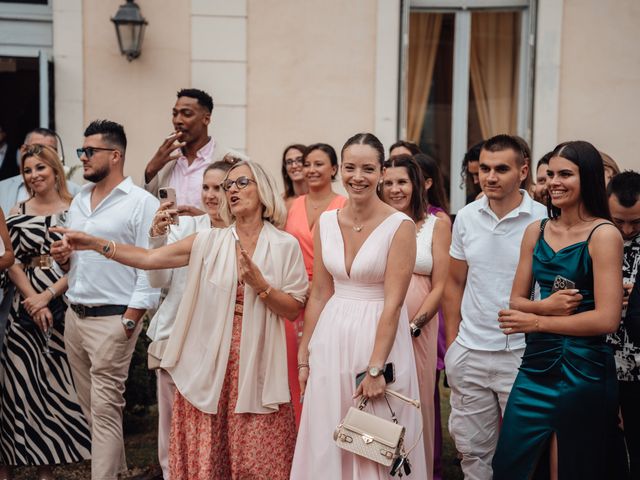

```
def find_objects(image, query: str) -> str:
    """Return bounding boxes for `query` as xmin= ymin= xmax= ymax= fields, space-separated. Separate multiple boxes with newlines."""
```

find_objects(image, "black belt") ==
xmin=70 ymin=304 xmax=128 ymax=318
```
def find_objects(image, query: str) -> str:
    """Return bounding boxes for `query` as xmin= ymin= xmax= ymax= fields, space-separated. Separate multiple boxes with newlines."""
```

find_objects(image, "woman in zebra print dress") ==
xmin=0 ymin=145 xmax=90 ymax=480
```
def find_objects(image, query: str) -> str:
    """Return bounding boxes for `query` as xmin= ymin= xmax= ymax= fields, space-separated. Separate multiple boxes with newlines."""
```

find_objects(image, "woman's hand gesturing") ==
xmin=238 ymin=248 xmax=269 ymax=292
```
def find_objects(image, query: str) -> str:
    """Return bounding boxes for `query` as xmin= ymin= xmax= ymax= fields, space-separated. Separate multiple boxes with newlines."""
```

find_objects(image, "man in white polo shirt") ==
xmin=443 ymin=134 xmax=546 ymax=480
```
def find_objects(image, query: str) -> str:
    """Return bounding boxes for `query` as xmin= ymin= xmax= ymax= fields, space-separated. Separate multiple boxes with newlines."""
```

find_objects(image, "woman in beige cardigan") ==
xmin=53 ymin=160 xmax=308 ymax=480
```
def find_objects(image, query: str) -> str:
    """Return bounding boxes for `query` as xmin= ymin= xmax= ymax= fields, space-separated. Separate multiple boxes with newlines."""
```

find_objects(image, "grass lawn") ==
xmin=13 ymin=379 xmax=464 ymax=479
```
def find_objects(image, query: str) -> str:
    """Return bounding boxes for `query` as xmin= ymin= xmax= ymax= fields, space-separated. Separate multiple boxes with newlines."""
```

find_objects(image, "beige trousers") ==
xmin=156 ymin=368 xmax=176 ymax=480
xmin=64 ymin=308 xmax=142 ymax=480
xmin=444 ymin=341 xmax=524 ymax=480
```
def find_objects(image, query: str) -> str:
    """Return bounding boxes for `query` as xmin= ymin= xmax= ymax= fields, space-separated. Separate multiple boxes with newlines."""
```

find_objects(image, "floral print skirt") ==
xmin=169 ymin=283 xmax=297 ymax=480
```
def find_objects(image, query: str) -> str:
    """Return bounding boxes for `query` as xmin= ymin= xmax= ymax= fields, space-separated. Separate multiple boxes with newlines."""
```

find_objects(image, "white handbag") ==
xmin=333 ymin=389 xmax=422 ymax=476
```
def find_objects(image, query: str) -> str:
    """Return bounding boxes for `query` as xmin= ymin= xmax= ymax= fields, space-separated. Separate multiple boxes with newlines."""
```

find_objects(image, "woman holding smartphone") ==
xmin=492 ymin=141 xmax=627 ymax=479
xmin=145 ymin=159 xmax=234 ymax=479
xmin=291 ymin=133 xmax=426 ymax=479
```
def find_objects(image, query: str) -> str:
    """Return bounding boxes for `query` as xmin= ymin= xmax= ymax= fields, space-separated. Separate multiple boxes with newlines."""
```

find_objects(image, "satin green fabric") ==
xmin=493 ymin=221 xmax=624 ymax=479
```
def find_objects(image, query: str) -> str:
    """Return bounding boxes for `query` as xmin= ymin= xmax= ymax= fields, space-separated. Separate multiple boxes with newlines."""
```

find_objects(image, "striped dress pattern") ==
xmin=0 ymin=212 xmax=91 ymax=466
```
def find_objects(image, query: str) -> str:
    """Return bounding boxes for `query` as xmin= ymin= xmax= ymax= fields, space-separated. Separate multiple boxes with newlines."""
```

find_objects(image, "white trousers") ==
xmin=157 ymin=368 xmax=176 ymax=480
xmin=444 ymin=341 xmax=523 ymax=480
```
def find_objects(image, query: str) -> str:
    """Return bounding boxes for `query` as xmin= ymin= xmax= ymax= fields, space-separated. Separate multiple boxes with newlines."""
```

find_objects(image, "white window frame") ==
xmin=0 ymin=0 xmax=52 ymax=127
xmin=400 ymin=0 xmax=536 ymax=212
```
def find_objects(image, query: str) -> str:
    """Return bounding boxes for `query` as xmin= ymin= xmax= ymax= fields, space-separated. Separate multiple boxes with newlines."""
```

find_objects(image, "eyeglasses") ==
xmin=285 ymin=157 xmax=304 ymax=167
xmin=222 ymin=176 xmax=257 ymax=192
xmin=76 ymin=147 xmax=117 ymax=159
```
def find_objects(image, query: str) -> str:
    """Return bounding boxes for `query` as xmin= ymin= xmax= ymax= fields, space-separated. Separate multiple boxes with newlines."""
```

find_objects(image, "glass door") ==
xmin=401 ymin=1 xmax=534 ymax=212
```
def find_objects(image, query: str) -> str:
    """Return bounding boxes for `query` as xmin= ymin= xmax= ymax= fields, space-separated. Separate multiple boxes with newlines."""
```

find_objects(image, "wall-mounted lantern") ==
xmin=111 ymin=0 xmax=148 ymax=61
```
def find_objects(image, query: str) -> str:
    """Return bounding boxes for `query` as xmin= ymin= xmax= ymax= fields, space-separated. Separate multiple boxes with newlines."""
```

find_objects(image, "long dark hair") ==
xmin=281 ymin=143 xmax=306 ymax=198
xmin=548 ymin=141 xmax=611 ymax=220
xmin=341 ymin=133 xmax=385 ymax=168
xmin=380 ymin=155 xmax=426 ymax=222
xmin=413 ymin=153 xmax=449 ymax=213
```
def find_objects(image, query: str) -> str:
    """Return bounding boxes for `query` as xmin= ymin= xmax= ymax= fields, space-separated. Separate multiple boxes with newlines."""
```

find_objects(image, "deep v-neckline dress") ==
xmin=290 ymin=210 xmax=427 ymax=479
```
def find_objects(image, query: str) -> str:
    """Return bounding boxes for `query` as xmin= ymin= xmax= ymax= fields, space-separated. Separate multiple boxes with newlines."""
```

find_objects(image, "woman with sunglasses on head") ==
xmin=0 ymin=145 xmax=90 ymax=480
xmin=291 ymin=133 xmax=426 ymax=479
xmin=145 ymin=158 xmax=235 ymax=479
xmin=492 ymin=141 xmax=627 ymax=479
xmin=284 ymin=143 xmax=346 ymax=425
xmin=51 ymin=160 xmax=308 ymax=480
xmin=281 ymin=144 xmax=308 ymax=211
xmin=381 ymin=154 xmax=451 ymax=480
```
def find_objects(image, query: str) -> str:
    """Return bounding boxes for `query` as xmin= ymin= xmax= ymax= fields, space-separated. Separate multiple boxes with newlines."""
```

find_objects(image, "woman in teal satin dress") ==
xmin=492 ymin=141 xmax=627 ymax=479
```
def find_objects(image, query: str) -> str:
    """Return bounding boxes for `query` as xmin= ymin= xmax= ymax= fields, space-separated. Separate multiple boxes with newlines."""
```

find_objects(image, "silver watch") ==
xmin=368 ymin=365 xmax=383 ymax=378
xmin=121 ymin=317 xmax=136 ymax=331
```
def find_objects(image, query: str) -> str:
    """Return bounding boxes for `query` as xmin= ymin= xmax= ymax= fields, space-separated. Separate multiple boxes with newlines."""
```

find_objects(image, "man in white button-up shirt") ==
xmin=443 ymin=135 xmax=547 ymax=480
xmin=52 ymin=120 xmax=159 ymax=480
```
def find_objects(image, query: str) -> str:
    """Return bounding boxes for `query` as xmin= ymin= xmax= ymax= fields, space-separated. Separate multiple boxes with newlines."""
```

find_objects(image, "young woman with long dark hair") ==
xmin=492 ymin=141 xmax=627 ymax=479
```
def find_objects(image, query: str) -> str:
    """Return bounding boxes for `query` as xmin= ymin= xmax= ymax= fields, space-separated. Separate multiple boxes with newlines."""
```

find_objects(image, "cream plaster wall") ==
xmin=556 ymin=0 xmax=640 ymax=170
xmin=53 ymin=0 xmax=83 ymax=175
xmin=246 ymin=0 xmax=378 ymax=188
xmin=82 ymin=0 xmax=190 ymax=181
xmin=190 ymin=0 xmax=247 ymax=154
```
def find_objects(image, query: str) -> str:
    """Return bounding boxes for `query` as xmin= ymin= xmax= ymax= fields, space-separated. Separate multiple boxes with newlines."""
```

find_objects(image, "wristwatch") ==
xmin=409 ymin=322 xmax=422 ymax=338
xmin=121 ymin=317 xmax=137 ymax=331
xmin=368 ymin=365 xmax=383 ymax=378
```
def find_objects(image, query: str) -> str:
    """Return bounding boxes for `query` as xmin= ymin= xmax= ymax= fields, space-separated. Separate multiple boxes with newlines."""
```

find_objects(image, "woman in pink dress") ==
xmin=381 ymin=154 xmax=451 ymax=480
xmin=413 ymin=152 xmax=451 ymax=480
xmin=284 ymin=143 xmax=346 ymax=425
xmin=292 ymin=133 xmax=427 ymax=479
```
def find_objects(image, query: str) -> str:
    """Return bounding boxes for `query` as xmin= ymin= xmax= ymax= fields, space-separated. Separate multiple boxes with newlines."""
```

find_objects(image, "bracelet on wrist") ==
xmin=297 ymin=363 xmax=310 ymax=370
xmin=46 ymin=286 xmax=56 ymax=299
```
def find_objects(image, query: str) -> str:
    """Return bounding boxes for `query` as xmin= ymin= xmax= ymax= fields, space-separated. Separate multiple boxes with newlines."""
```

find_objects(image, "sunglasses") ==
xmin=222 ymin=176 xmax=257 ymax=192
xmin=76 ymin=147 xmax=117 ymax=159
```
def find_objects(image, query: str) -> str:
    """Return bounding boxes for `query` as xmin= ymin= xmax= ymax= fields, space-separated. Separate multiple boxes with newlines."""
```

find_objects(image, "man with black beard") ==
xmin=51 ymin=119 xmax=159 ymax=480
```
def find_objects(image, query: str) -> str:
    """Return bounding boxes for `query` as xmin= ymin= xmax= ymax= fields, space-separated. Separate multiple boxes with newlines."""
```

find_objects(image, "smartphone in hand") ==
xmin=551 ymin=275 xmax=576 ymax=293
xmin=158 ymin=187 xmax=179 ymax=225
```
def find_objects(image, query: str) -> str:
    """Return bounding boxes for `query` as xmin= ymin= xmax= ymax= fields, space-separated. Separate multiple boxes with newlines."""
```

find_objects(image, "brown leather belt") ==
xmin=25 ymin=255 xmax=54 ymax=269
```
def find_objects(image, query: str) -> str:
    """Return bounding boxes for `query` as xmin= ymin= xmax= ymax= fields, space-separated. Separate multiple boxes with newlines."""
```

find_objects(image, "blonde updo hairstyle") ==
xmin=20 ymin=144 xmax=72 ymax=202
xmin=219 ymin=160 xmax=288 ymax=228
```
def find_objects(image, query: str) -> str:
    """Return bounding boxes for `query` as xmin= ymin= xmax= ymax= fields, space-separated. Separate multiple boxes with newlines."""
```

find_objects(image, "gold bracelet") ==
xmin=297 ymin=363 xmax=310 ymax=370
xmin=535 ymin=317 xmax=540 ymax=331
